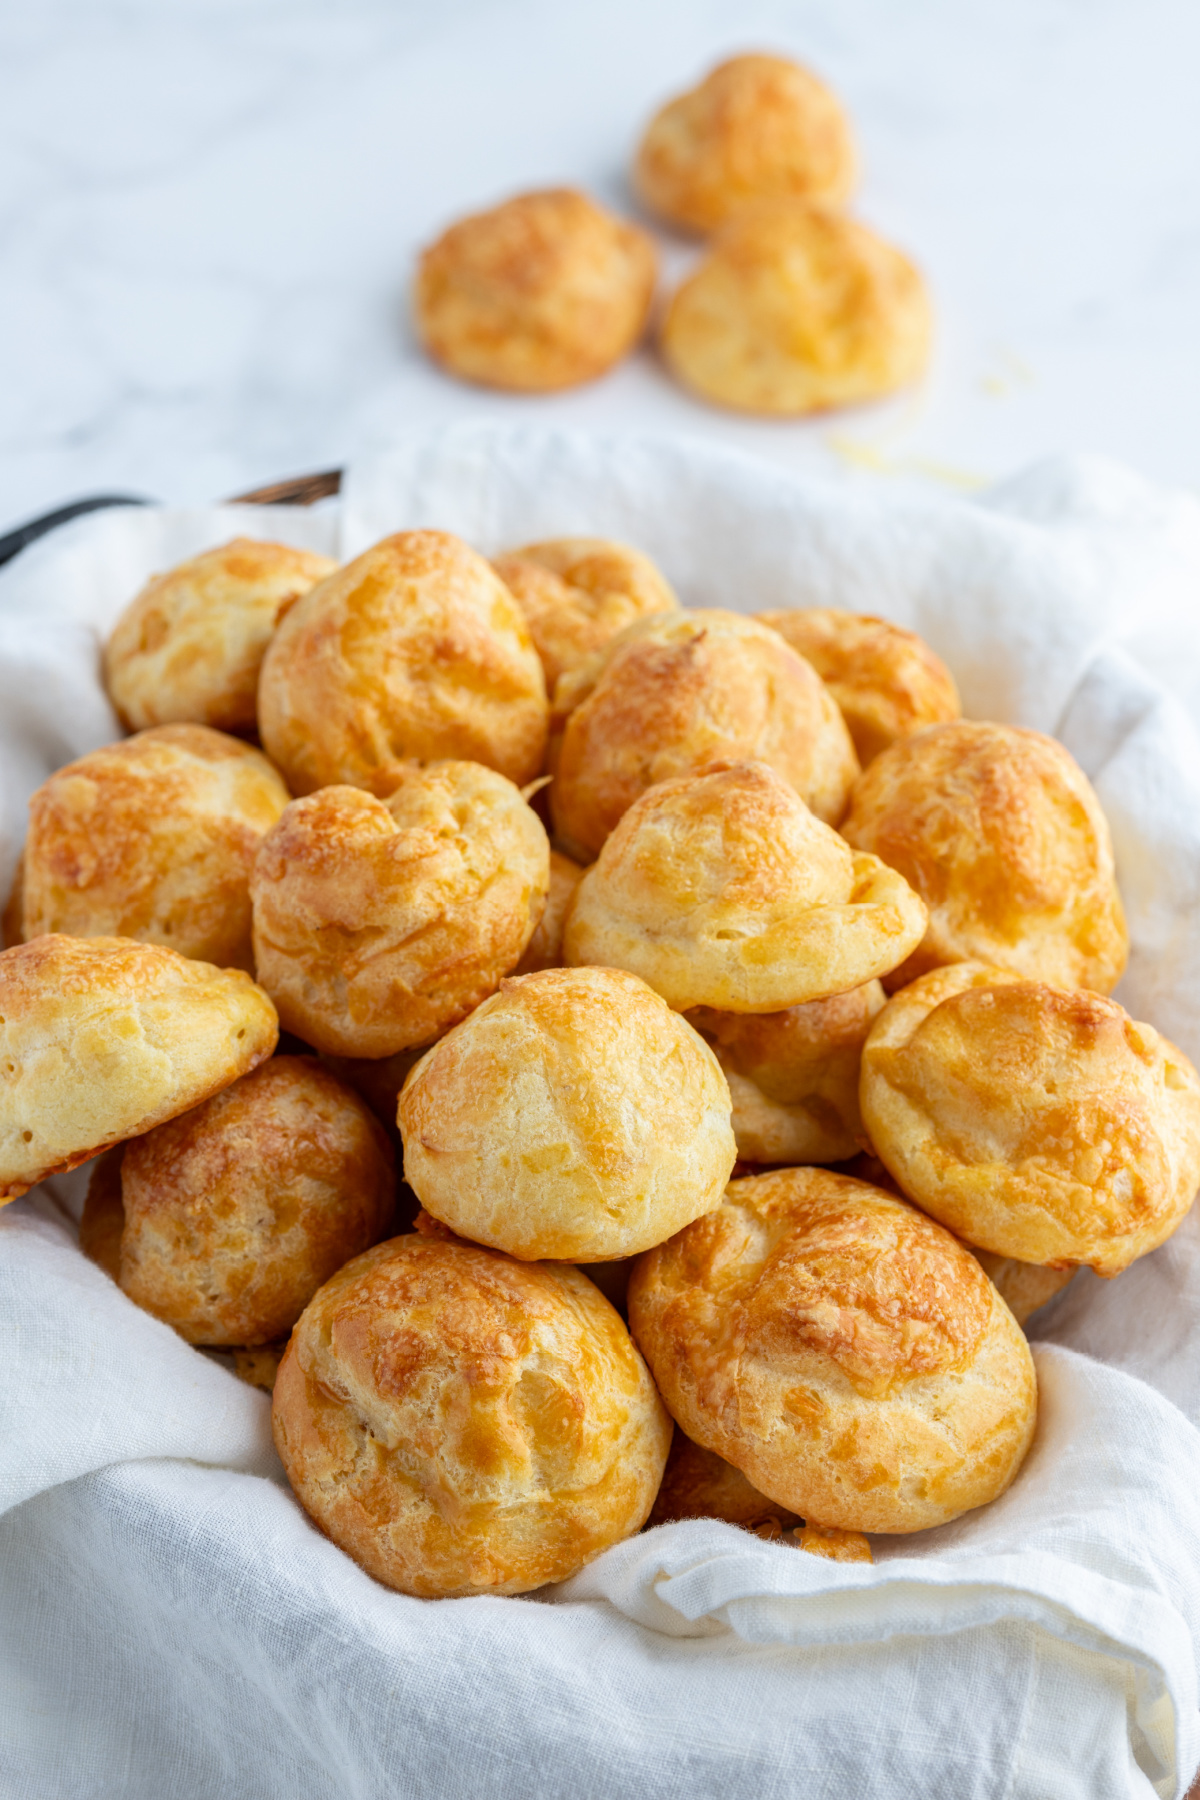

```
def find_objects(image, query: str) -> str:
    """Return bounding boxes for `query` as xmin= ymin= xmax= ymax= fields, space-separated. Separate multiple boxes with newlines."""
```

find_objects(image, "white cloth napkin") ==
xmin=3 ymin=423 xmax=1200 ymax=1800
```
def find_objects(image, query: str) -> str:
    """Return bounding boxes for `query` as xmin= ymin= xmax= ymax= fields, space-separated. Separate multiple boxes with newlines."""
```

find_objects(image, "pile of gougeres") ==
xmin=414 ymin=52 xmax=931 ymax=416
xmin=3 ymin=527 xmax=1197 ymax=1602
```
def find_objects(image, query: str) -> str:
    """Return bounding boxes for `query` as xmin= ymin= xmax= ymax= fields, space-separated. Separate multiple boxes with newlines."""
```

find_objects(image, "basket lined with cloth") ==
xmin=2 ymin=424 xmax=1200 ymax=1800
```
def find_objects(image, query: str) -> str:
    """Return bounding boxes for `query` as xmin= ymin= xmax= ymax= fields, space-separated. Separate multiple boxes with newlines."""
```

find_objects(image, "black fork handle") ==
xmin=0 ymin=468 xmax=344 ymax=571
xmin=0 ymin=495 xmax=152 ymax=569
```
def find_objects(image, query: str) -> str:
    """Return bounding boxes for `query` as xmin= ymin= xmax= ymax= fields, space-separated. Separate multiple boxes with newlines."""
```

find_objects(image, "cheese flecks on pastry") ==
xmin=251 ymin=762 xmax=550 ymax=1058
xmin=550 ymin=608 xmax=859 ymax=859
xmin=756 ymin=609 xmax=960 ymax=767
xmin=22 ymin=724 xmax=289 ymax=972
xmin=841 ymin=719 xmax=1128 ymax=994
xmin=564 ymin=761 xmax=925 ymax=1012
xmin=415 ymin=189 xmax=656 ymax=393
xmin=635 ymin=54 xmax=856 ymax=233
xmin=839 ymin=1151 xmax=1077 ymax=1326
xmin=398 ymin=965 xmax=736 ymax=1261
xmin=272 ymin=1236 xmax=672 ymax=1597
xmin=105 ymin=538 xmax=337 ymax=734
xmin=492 ymin=537 xmax=678 ymax=691
xmin=661 ymin=205 xmax=930 ymax=416
xmin=82 ymin=1058 xmax=395 ymax=1347
xmin=258 ymin=531 xmax=548 ymax=797
xmin=0 ymin=935 xmax=277 ymax=1202
xmin=629 ymin=1165 xmax=1037 ymax=1534
xmin=860 ymin=961 xmax=1200 ymax=1277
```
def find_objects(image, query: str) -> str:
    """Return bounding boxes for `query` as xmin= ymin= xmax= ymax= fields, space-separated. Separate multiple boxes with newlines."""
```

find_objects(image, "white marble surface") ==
xmin=3 ymin=0 xmax=1200 ymax=531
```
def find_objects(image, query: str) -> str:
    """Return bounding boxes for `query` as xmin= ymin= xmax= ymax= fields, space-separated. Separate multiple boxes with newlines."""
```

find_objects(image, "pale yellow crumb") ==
xmin=797 ymin=1523 xmax=873 ymax=1563
xmin=826 ymin=435 xmax=987 ymax=491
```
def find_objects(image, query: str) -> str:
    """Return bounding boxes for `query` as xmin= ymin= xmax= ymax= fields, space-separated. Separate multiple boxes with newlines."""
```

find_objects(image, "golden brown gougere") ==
xmin=563 ymin=761 xmax=926 ymax=1012
xmin=841 ymin=720 xmax=1128 ymax=993
xmin=398 ymin=965 xmax=736 ymax=1262
xmin=550 ymin=609 xmax=860 ymax=860
xmin=81 ymin=1058 xmax=395 ymax=1347
xmin=860 ymin=961 xmax=1200 ymax=1278
xmin=0 ymin=934 xmax=278 ymax=1203
xmin=21 ymin=724 xmax=289 ymax=972
xmin=258 ymin=530 xmax=548 ymax=797
xmin=629 ymin=1166 xmax=1037 ymax=1535
xmin=492 ymin=537 xmax=679 ymax=691
xmin=250 ymin=761 xmax=550 ymax=1058
xmin=271 ymin=1235 xmax=673 ymax=1597
xmin=756 ymin=609 xmax=960 ymax=767
xmin=414 ymin=189 xmax=657 ymax=393
xmin=634 ymin=53 xmax=857 ymax=232
xmin=104 ymin=538 xmax=337 ymax=733
xmin=660 ymin=204 xmax=931 ymax=416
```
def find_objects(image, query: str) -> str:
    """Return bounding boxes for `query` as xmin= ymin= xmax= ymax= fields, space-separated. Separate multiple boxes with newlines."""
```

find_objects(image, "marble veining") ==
xmin=2 ymin=0 xmax=1199 ymax=530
